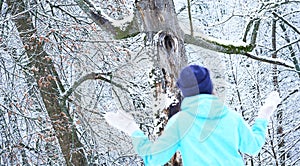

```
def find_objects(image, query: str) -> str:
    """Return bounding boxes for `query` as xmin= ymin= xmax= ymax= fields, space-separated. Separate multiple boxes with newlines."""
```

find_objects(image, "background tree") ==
xmin=0 ymin=0 xmax=299 ymax=165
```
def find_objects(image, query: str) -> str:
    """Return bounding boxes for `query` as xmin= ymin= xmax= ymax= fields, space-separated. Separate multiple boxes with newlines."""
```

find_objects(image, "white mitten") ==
xmin=104 ymin=110 xmax=140 ymax=136
xmin=257 ymin=91 xmax=281 ymax=120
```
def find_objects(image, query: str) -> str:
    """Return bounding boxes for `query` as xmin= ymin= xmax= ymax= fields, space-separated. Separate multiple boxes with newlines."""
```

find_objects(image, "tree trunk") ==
xmin=136 ymin=0 xmax=187 ymax=80
xmin=135 ymin=0 xmax=187 ymax=165
xmin=7 ymin=0 xmax=87 ymax=165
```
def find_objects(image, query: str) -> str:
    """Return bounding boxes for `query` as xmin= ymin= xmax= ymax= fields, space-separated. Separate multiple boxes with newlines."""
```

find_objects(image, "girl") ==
xmin=105 ymin=65 xmax=281 ymax=165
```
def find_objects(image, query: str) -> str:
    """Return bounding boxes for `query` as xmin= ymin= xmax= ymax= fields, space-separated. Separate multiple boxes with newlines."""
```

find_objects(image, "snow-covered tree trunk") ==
xmin=134 ymin=0 xmax=187 ymax=113
xmin=6 ymin=0 xmax=87 ymax=165
xmin=135 ymin=1 xmax=188 ymax=164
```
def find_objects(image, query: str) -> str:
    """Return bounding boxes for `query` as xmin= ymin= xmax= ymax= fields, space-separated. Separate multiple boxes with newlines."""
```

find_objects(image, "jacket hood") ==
xmin=181 ymin=94 xmax=228 ymax=119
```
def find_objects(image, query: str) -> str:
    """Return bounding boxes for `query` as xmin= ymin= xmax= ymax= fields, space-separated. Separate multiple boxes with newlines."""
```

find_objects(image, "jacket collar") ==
xmin=181 ymin=94 xmax=228 ymax=119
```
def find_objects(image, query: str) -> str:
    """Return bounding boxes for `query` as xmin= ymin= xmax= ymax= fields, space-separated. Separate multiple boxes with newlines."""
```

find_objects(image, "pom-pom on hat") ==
xmin=176 ymin=65 xmax=213 ymax=97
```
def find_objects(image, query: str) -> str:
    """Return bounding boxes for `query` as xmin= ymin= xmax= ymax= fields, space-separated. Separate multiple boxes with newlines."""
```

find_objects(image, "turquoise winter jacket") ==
xmin=131 ymin=94 xmax=268 ymax=165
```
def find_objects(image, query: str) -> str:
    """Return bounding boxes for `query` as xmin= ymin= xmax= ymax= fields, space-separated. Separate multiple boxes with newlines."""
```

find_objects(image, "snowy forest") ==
xmin=0 ymin=0 xmax=299 ymax=165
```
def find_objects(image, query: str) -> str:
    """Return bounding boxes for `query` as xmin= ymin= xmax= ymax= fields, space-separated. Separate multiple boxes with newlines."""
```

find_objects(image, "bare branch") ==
xmin=61 ymin=72 xmax=110 ymax=100
xmin=244 ymin=52 xmax=294 ymax=68
xmin=273 ymin=12 xmax=300 ymax=35
xmin=208 ymin=13 xmax=244 ymax=27
xmin=243 ymin=18 xmax=261 ymax=46
xmin=242 ymin=18 xmax=255 ymax=42
xmin=278 ymin=22 xmax=300 ymax=76
xmin=61 ymin=72 xmax=129 ymax=101
xmin=250 ymin=19 xmax=261 ymax=46
xmin=281 ymin=88 xmax=299 ymax=104
xmin=187 ymin=0 xmax=193 ymax=36
xmin=274 ymin=38 xmax=300 ymax=54
xmin=282 ymin=120 xmax=300 ymax=137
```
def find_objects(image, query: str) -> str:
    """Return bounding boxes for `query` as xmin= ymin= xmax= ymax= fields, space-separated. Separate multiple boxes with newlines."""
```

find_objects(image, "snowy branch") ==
xmin=242 ymin=18 xmax=261 ymax=44
xmin=61 ymin=72 xmax=127 ymax=101
xmin=282 ymin=122 xmax=300 ymax=137
xmin=243 ymin=53 xmax=294 ymax=68
xmin=281 ymin=88 xmax=299 ymax=103
xmin=249 ymin=19 xmax=261 ymax=46
xmin=184 ymin=34 xmax=295 ymax=69
xmin=74 ymin=0 xmax=139 ymax=39
xmin=184 ymin=34 xmax=254 ymax=54
xmin=0 ymin=5 xmax=38 ymax=24
xmin=274 ymin=38 xmax=300 ymax=54
xmin=278 ymin=22 xmax=300 ymax=77
xmin=61 ymin=72 xmax=110 ymax=100
xmin=273 ymin=12 xmax=300 ymax=35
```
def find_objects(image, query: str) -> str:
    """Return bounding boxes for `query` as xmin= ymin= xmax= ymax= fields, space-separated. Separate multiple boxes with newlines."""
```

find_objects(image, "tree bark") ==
xmin=7 ymin=0 xmax=87 ymax=165
xmin=135 ymin=0 xmax=187 ymax=79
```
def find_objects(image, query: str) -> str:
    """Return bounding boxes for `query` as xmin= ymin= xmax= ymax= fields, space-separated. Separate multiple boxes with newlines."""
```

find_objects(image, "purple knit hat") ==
xmin=176 ymin=65 xmax=213 ymax=97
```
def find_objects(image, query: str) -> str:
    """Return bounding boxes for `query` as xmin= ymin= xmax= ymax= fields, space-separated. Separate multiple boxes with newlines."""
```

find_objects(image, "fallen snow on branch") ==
xmin=91 ymin=1 xmax=135 ymax=28
xmin=206 ymin=36 xmax=249 ymax=47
